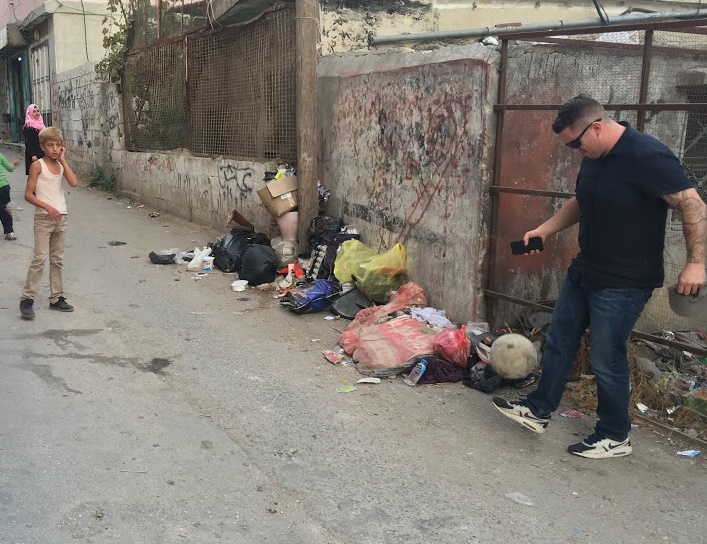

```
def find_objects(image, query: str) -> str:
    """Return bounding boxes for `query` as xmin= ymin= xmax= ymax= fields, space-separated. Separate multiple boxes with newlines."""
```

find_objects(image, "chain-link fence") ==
xmin=487 ymin=21 xmax=707 ymax=345
xmin=122 ymin=5 xmax=296 ymax=161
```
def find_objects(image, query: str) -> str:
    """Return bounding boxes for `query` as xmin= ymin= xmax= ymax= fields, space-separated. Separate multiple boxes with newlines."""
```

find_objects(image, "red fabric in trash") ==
xmin=338 ymin=282 xmax=431 ymax=375
xmin=344 ymin=315 xmax=438 ymax=375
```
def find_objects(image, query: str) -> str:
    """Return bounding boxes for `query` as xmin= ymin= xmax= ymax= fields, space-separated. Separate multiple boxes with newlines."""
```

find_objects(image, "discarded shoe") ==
xmin=492 ymin=397 xmax=549 ymax=433
xmin=567 ymin=433 xmax=632 ymax=459
xmin=49 ymin=297 xmax=74 ymax=312
xmin=4 ymin=232 xmax=17 ymax=240
xmin=20 ymin=299 xmax=35 ymax=320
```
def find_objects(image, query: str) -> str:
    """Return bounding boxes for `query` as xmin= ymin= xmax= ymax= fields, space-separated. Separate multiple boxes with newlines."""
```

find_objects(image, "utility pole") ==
xmin=295 ymin=0 xmax=319 ymax=245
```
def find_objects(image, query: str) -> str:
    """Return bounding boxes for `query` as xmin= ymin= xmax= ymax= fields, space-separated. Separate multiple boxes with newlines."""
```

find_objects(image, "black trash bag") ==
xmin=329 ymin=286 xmax=373 ymax=320
xmin=149 ymin=251 xmax=176 ymax=265
xmin=251 ymin=232 xmax=271 ymax=246
xmin=463 ymin=362 xmax=504 ymax=394
xmin=304 ymin=215 xmax=345 ymax=255
xmin=212 ymin=228 xmax=254 ymax=273
xmin=239 ymin=244 xmax=279 ymax=285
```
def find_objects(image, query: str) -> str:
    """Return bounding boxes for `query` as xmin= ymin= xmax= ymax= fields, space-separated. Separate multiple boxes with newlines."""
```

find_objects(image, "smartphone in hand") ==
xmin=510 ymin=237 xmax=544 ymax=255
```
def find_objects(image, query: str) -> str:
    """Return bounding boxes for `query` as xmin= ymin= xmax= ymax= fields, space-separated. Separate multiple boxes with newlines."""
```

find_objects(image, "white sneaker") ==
xmin=493 ymin=397 xmax=550 ymax=433
xmin=567 ymin=433 xmax=632 ymax=459
xmin=4 ymin=232 xmax=17 ymax=240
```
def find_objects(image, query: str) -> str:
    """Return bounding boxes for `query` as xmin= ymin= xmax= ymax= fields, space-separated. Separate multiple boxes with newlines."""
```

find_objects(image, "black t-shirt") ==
xmin=568 ymin=122 xmax=692 ymax=289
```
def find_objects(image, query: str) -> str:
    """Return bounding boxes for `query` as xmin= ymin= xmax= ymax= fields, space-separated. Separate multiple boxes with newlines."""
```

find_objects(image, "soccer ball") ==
xmin=489 ymin=333 xmax=537 ymax=379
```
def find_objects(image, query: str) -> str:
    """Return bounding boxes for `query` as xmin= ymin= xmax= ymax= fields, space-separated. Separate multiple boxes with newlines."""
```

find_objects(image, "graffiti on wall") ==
xmin=332 ymin=64 xmax=483 ymax=248
xmin=57 ymin=75 xmax=96 ymax=110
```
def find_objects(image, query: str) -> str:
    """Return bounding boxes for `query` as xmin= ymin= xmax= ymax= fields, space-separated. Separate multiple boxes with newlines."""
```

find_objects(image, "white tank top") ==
xmin=35 ymin=158 xmax=66 ymax=215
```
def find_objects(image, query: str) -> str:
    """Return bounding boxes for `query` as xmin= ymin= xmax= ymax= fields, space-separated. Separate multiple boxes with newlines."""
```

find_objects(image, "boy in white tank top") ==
xmin=19 ymin=127 xmax=79 ymax=320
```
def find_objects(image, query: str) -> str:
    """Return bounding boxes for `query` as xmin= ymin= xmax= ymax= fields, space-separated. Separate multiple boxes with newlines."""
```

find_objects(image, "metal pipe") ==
xmin=370 ymin=8 xmax=707 ymax=46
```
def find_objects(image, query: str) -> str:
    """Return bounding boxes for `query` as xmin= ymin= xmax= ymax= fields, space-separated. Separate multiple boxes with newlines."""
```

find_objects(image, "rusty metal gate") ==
xmin=486 ymin=17 xmax=707 ymax=357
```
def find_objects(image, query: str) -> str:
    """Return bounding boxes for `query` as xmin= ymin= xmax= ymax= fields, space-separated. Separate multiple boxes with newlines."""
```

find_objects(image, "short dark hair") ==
xmin=551 ymin=95 xmax=605 ymax=134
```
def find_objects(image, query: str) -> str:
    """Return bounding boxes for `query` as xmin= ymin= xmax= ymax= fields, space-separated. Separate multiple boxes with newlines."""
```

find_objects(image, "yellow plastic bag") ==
xmin=334 ymin=240 xmax=407 ymax=303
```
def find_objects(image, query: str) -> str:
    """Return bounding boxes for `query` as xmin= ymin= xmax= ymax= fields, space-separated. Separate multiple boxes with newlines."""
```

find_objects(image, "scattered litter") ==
xmin=560 ymin=409 xmax=583 ymax=419
xmin=357 ymin=377 xmax=381 ymax=384
xmin=411 ymin=307 xmax=456 ymax=329
xmin=149 ymin=212 xmax=160 ymax=218
xmin=137 ymin=204 xmax=145 ymax=208
xmin=310 ymin=338 xmax=320 ymax=343
xmin=324 ymin=316 xmax=337 ymax=321
xmin=636 ymin=403 xmax=649 ymax=413
xmin=336 ymin=384 xmax=357 ymax=394
xmin=505 ymin=492 xmax=534 ymax=507
xmin=107 ymin=241 xmax=127 ymax=246
xmin=323 ymin=350 xmax=344 ymax=365
xmin=677 ymin=450 xmax=701 ymax=458
xmin=666 ymin=407 xmax=677 ymax=415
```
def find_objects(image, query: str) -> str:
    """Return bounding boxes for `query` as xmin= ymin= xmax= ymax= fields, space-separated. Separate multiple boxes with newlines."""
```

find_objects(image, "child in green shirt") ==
xmin=0 ymin=152 xmax=21 ymax=240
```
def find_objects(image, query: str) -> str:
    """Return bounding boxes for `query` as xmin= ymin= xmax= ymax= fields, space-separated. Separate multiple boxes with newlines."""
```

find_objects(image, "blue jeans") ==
xmin=526 ymin=275 xmax=652 ymax=441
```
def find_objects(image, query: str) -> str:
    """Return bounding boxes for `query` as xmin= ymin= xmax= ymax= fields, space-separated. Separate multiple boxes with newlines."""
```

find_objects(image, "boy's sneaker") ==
xmin=492 ymin=397 xmax=549 ymax=434
xmin=20 ymin=299 xmax=35 ymax=320
xmin=567 ymin=433 xmax=632 ymax=459
xmin=49 ymin=297 xmax=74 ymax=312
xmin=4 ymin=232 xmax=16 ymax=240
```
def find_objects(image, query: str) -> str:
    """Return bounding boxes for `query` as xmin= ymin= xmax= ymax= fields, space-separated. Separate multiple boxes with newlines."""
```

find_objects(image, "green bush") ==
xmin=89 ymin=167 xmax=118 ymax=193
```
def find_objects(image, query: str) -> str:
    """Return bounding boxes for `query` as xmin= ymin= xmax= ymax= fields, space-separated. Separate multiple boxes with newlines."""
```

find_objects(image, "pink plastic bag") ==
xmin=433 ymin=325 xmax=470 ymax=368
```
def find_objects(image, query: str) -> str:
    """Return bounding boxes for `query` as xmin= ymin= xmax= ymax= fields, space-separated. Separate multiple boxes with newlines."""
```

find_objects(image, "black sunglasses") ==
xmin=565 ymin=118 xmax=602 ymax=149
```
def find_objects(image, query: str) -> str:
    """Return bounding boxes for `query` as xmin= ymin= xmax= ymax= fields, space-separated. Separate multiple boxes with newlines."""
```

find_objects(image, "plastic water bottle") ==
xmin=404 ymin=358 xmax=428 ymax=386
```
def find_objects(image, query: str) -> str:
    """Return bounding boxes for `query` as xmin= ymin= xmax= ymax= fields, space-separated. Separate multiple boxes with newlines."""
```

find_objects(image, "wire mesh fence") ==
xmin=122 ymin=6 xmax=296 ymax=161
xmin=489 ymin=24 xmax=707 ymax=336
xmin=122 ymin=40 xmax=187 ymax=150
xmin=187 ymin=7 xmax=296 ymax=159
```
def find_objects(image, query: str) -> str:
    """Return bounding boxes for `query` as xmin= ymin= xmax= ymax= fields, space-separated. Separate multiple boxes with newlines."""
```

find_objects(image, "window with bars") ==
xmin=30 ymin=42 xmax=52 ymax=127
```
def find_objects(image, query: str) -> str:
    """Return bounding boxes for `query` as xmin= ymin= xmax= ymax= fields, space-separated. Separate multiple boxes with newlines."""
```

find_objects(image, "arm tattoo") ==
xmin=673 ymin=191 xmax=706 ymax=264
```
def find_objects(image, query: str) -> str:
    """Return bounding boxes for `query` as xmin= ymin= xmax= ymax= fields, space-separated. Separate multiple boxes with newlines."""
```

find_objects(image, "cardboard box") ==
xmin=257 ymin=176 xmax=298 ymax=217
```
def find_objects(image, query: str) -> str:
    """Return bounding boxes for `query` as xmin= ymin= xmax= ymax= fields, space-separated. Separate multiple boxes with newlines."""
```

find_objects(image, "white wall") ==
xmin=52 ymin=12 xmax=107 ymax=74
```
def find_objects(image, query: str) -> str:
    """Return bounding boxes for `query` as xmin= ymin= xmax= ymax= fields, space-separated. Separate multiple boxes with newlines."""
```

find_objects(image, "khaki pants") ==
xmin=21 ymin=214 xmax=67 ymax=303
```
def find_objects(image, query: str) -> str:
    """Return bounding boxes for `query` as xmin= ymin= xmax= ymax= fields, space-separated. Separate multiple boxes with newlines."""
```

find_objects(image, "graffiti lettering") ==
xmin=219 ymin=164 xmax=254 ymax=195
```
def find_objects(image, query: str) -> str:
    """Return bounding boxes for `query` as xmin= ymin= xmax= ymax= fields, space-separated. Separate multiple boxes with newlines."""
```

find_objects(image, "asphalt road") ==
xmin=0 ymin=148 xmax=704 ymax=544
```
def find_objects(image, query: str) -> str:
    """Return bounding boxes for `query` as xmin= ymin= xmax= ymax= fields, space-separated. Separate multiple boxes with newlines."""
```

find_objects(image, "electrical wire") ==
xmin=592 ymin=0 xmax=610 ymax=25
xmin=79 ymin=0 xmax=90 ymax=62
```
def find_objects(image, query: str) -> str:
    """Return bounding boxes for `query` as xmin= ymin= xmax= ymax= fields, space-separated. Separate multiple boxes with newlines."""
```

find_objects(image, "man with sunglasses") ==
xmin=494 ymin=94 xmax=706 ymax=459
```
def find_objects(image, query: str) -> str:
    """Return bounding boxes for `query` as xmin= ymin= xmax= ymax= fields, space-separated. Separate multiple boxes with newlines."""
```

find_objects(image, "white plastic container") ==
xmin=231 ymin=279 xmax=248 ymax=292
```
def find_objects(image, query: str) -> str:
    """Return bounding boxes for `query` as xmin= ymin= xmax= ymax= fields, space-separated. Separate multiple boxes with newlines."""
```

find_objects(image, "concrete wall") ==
xmin=53 ymin=12 xmax=108 ymax=73
xmin=318 ymin=44 xmax=499 ymax=322
xmin=55 ymin=63 xmax=121 ymax=174
xmin=319 ymin=0 xmax=700 ymax=54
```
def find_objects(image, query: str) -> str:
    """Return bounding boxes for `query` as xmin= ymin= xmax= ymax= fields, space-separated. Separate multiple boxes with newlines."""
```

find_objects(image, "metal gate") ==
xmin=486 ymin=18 xmax=707 ymax=357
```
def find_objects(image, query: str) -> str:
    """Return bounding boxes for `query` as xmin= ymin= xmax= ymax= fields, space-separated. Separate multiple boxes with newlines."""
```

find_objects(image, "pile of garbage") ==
xmin=144 ymin=170 xmax=707 ymax=446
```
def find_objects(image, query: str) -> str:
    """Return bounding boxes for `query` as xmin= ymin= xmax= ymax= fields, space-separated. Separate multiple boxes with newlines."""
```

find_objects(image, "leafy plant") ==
xmin=95 ymin=0 xmax=131 ymax=83
xmin=88 ymin=167 xmax=118 ymax=193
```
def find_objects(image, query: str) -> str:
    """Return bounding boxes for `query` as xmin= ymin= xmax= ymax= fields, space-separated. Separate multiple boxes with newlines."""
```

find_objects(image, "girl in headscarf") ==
xmin=23 ymin=104 xmax=45 ymax=175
